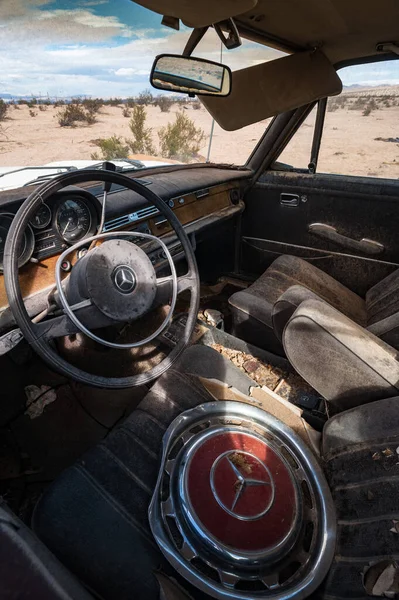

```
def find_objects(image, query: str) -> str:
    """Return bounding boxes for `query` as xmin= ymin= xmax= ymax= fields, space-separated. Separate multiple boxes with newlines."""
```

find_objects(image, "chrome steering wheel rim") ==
xmin=4 ymin=169 xmax=200 ymax=389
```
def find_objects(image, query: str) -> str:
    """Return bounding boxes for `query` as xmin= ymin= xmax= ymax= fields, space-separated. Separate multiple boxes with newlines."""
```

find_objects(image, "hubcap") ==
xmin=149 ymin=401 xmax=336 ymax=600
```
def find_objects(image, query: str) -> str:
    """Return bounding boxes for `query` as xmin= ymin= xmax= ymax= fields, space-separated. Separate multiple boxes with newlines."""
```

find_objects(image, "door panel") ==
xmin=241 ymin=170 xmax=399 ymax=296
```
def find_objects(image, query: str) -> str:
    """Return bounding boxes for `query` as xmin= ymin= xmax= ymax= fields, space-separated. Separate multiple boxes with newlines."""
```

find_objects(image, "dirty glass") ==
xmin=0 ymin=0 xmax=284 ymax=179
xmin=318 ymin=60 xmax=399 ymax=178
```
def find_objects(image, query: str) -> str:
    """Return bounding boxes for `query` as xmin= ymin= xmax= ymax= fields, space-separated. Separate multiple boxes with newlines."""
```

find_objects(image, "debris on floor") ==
xmin=210 ymin=343 xmax=321 ymax=408
xmin=24 ymin=385 xmax=57 ymax=419
xmin=363 ymin=560 xmax=399 ymax=597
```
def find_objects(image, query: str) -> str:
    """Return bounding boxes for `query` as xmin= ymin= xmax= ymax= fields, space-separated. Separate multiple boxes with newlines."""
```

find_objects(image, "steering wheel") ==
xmin=4 ymin=170 xmax=200 ymax=388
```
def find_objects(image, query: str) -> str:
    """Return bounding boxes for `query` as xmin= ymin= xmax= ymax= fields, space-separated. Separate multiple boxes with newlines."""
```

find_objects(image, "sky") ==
xmin=0 ymin=0 xmax=398 ymax=98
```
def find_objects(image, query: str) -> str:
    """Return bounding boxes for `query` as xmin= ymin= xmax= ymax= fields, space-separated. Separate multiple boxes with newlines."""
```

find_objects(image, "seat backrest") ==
xmin=0 ymin=502 xmax=92 ymax=600
xmin=366 ymin=268 xmax=399 ymax=349
xmin=367 ymin=267 xmax=399 ymax=325
xmin=283 ymin=298 xmax=399 ymax=411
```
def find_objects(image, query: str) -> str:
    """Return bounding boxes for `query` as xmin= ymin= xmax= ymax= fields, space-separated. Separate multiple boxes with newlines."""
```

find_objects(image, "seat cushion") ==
xmin=229 ymin=255 xmax=367 ymax=352
xmin=319 ymin=397 xmax=399 ymax=600
xmin=32 ymin=369 xmax=214 ymax=600
xmin=283 ymin=298 xmax=399 ymax=411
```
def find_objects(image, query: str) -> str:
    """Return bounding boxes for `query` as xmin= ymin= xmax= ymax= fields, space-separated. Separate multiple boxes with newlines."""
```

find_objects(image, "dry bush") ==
xmin=122 ymin=107 xmax=131 ymax=118
xmin=192 ymin=100 xmax=201 ymax=110
xmin=82 ymin=98 xmax=103 ymax=114
xmin=54 ymin=100 xmax=65 ymax=107
xmin=156 ymin=96 xmax=174 ymax=113
xmin=126 ymin=97 xmax=136 ymax=108
xmin=327 ymin=96 xmax=348 ymax=112
xmin=57 ymin=103 xmax=97 ymax=127
xmin=29 ymin=109 xmax=37 ymax=117
xmin=128 ymin=105 xmax=155 ymax=154
xmin=38 ymin=104 xmax=48 ymax=111
xmin=104 ymin=97 xmax=122 ymax=106
xmin=137 ymin=89 xmax=154 ymax=106
xmin=91 ymin=136 xmax=130 ymax=160
xmin=0 ymin=100 xmax=8 ymax=121
xmin=158 ymin=111 xmax=205 ymax=160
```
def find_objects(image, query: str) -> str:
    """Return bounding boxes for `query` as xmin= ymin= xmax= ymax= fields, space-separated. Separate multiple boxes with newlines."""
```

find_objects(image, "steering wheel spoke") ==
xmin=157 ymin=271 xmax=197 ymax=294
xmin=33 ymin=299 xmax=94 ymax=340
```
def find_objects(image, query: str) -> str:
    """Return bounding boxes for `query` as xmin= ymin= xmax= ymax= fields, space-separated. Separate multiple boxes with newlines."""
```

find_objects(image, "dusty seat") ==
xmin=32 ymin=368 xmax=214 ymax=600
xmin=283 ymin=298 xmax=399 ymax=412
xmin=229 ymin=254 xmax=399 ymax=354
xmin=32 ymin=345 xmax=257 ymax=600
xmin=319 ymin=396 xmax=399 ymax=600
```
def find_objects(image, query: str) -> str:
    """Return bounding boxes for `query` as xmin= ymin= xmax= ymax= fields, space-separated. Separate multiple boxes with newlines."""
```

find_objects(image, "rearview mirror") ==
xmin=150 ymin=54 xmax=232 ymax=97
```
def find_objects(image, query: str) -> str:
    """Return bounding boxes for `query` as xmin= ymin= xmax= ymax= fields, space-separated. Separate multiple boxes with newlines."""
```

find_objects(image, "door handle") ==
xmin=280 ymin=193 xmax=299 ymax=207
xmin=308 ymin=223 xmax=384 ymax=255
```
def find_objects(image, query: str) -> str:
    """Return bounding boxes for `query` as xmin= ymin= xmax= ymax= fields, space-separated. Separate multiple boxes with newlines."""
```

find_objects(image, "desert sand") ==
xmin=0 ymin=88 xmax=398 ymax=179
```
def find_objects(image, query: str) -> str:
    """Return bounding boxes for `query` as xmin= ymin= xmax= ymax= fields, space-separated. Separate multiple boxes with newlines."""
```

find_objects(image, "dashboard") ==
xmin=0 ymin=165 xmax=250 ymax=332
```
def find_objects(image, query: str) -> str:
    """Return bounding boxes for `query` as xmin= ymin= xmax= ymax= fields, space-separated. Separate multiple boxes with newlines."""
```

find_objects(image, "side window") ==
xmin=277 ymin=105 xmax=317 ymax=170
xmin=317 ymin=60 xmax=399 ymax=178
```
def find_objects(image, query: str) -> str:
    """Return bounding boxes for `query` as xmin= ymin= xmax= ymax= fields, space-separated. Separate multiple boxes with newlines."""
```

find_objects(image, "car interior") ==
xmin=1 ymin=1 xmax=399 ymax=599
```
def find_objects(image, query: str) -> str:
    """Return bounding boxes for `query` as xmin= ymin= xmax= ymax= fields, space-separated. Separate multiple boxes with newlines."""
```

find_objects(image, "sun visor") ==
xmin=132 ymin=0 xmax=258 ymax=28
xmin=201 ymin=50 xmax=342 ymax=131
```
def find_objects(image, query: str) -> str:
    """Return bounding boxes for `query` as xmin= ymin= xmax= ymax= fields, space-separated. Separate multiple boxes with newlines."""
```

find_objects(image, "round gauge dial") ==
xmin=30 ymin=203 xmax=51 ymax=229
xmin=56 ymin=197 xmax=92 ymax=244
xmin=0 ymin=213 xmax=35 ymax=272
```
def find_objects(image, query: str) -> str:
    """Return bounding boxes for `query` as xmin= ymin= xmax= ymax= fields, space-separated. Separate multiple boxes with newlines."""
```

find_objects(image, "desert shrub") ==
xmin=362 ymin=106 xmax=371 ymax=116
xmin=126 ymin=97 xmax=136 ymax=108
xmin=12 ymin=102 xmax=20 ymax=110
xmin=158 ymin=111 xmax=205 ymax=160
xmin=82 ymin=98 xmax=103 ymax=114
xmin=122 ymin=107 xmax=131 ymax=118
xmin=137 ymin=89 xmax=153 ymax=105
xmin=128 ymin=105 xmax=156 ymax=154
xmin=54 ymin=100 xmax=65 ymax=107
xmin=38 ymin=104 xmax=48 ymax=111
xmin=29 ymin=109 xmax=37 ymax=117
xmin=156 ymin=96 xmax=174 ymax=113
xmin=104 ymin=97 xmax=122 ymax=106
xmin=0 ymin=100 xmax=8 ymax=121
xmin=91 ymin=135 xmax=130 ymax=160
xmin=192 ymin=100 xmax=201 ymax=110
xmin=18 ymin=99 xmax=28 ymax=105
xmin=57 ymin=103 xmax=97 ymax=127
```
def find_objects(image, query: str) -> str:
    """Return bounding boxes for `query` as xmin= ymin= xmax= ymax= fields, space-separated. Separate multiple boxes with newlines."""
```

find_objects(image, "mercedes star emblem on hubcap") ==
xmin=210 ymin=450 xmax=275 ymax=521
xmin=112 ymin=265 xmax=136 ymax=294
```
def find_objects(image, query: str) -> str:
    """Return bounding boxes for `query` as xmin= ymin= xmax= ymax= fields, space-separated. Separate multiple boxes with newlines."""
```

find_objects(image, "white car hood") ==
xmin=0 ymin=159 xmax=169 ymax=192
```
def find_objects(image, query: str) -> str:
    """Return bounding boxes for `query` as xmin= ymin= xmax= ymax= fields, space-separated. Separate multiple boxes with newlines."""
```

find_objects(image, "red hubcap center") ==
xmin=185 ymin=431 xmax=299 ymax=553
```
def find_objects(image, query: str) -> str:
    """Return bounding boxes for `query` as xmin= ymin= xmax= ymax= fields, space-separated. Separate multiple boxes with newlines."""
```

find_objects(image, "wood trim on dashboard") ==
xmin=0 ymin=182 xmax=238 ymax=313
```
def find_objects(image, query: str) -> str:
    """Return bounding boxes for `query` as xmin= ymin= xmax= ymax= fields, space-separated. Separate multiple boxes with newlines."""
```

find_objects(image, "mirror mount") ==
xmin=182 ymin=27 xmax=209 ymax=57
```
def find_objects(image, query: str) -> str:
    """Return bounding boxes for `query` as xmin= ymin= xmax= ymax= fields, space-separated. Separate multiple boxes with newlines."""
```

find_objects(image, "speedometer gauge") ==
xmin=56 ymin=197 xmax=92 ymax=244
xmin=0 ymin=212 xmax=35 ymax=272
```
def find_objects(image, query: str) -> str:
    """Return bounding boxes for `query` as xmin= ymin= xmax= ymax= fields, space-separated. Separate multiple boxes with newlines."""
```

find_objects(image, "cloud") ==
xmin=0 ymin=2 xmax=284 ymax=98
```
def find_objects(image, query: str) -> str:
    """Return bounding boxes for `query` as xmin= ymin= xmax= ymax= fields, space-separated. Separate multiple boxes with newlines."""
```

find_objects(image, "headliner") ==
xmin=134 ymin=0 xmax=399 ymax=65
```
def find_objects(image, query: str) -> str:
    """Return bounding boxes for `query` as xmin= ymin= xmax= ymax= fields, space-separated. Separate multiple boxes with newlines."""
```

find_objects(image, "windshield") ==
xmin=0 ymin=0 xmax=284 ymax=187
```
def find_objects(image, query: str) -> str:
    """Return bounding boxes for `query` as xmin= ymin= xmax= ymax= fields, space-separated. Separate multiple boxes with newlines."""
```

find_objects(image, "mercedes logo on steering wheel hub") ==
xmin=112 ymin=265 xmax=137 ymax=294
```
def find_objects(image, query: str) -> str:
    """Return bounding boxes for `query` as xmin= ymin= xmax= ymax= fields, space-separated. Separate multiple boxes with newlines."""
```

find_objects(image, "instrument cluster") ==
xmin=0 ymin=192 xmax=99 ymax=271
